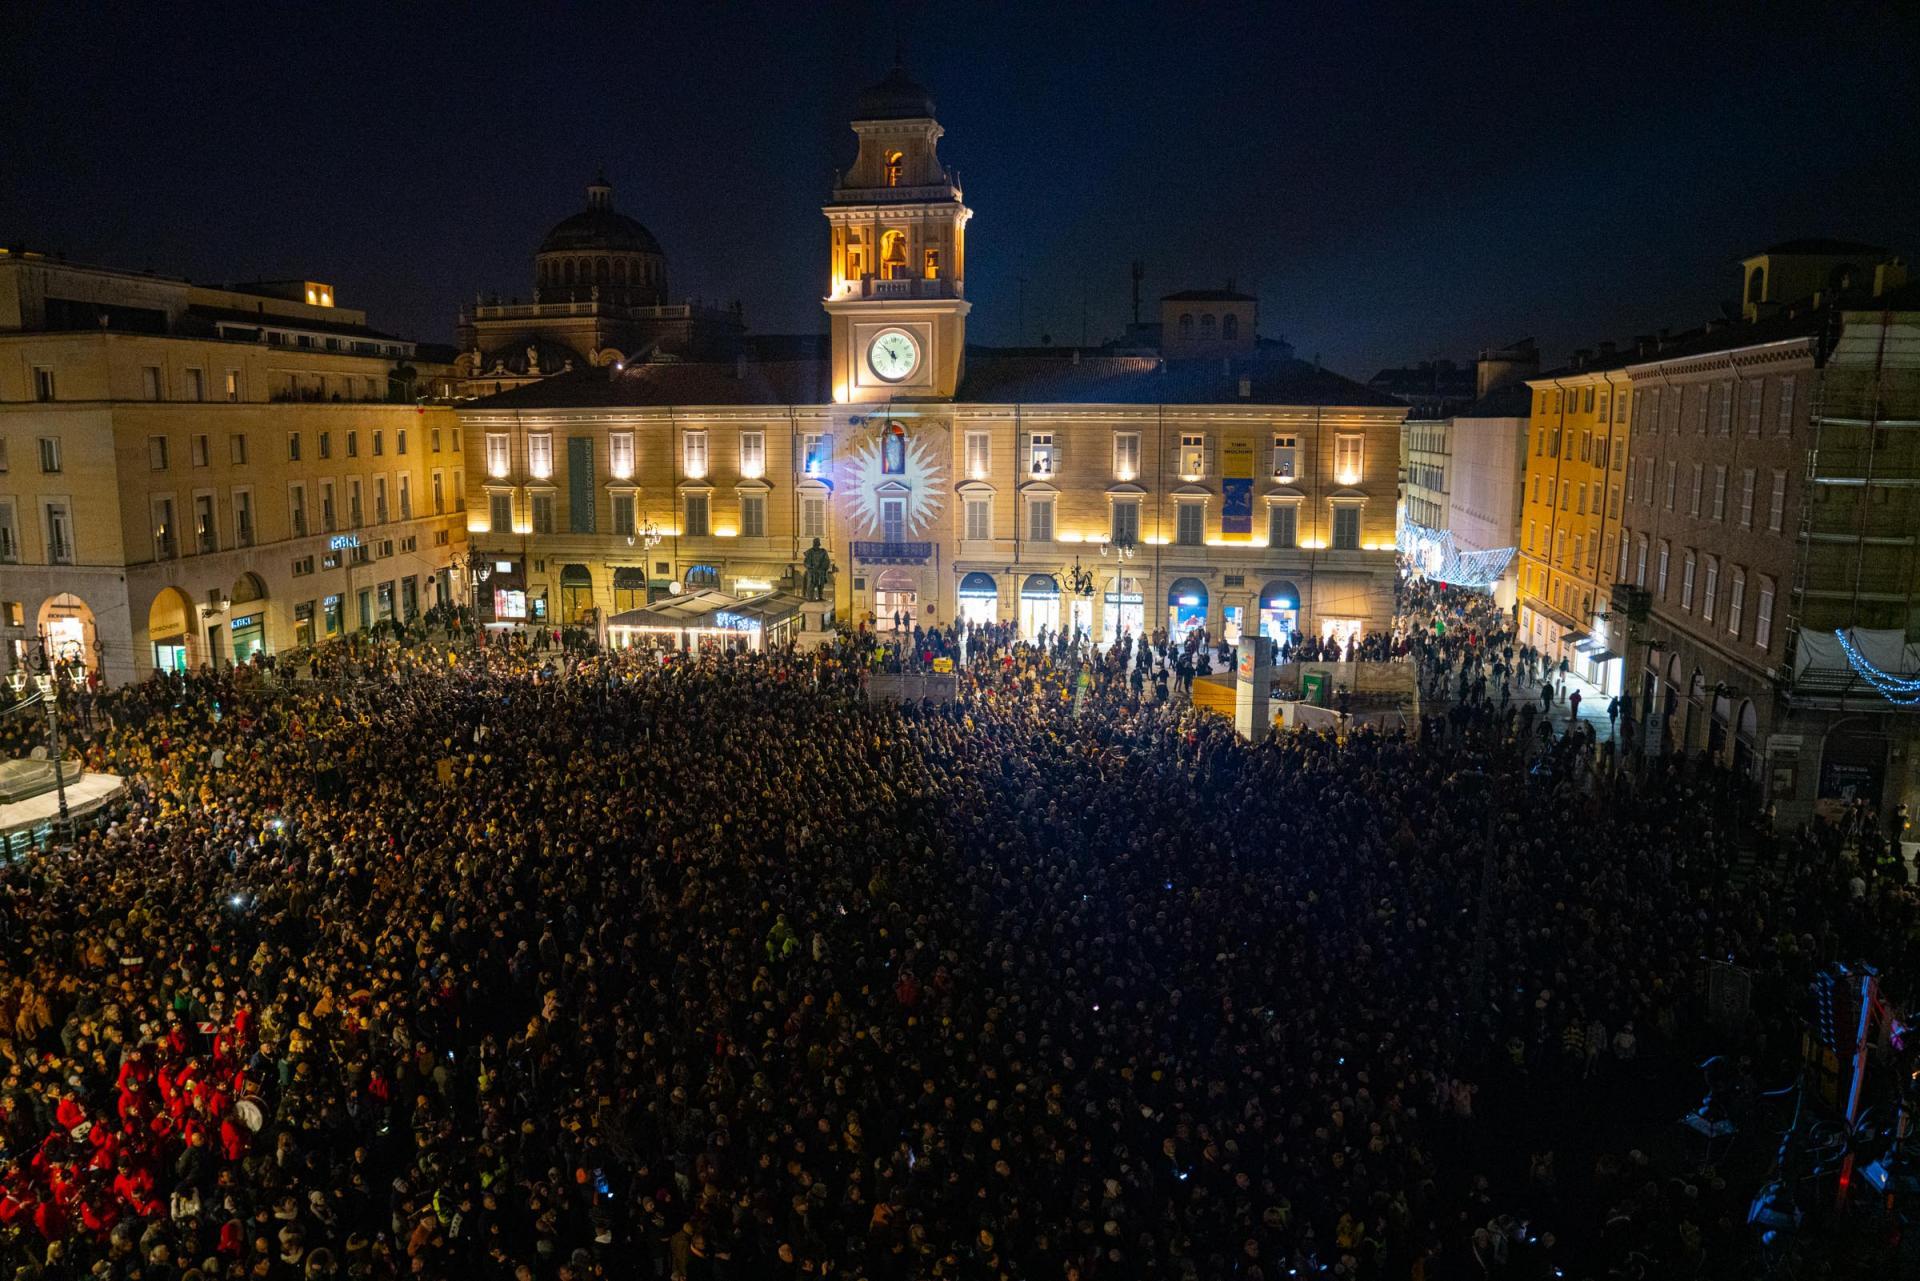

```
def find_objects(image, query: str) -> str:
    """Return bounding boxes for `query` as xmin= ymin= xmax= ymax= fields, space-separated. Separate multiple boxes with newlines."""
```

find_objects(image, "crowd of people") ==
xmin=0 ymin=604 xmax=1911 ymax=1281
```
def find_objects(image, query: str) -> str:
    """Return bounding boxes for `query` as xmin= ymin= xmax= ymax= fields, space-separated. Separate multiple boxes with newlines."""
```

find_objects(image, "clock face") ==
xmin=867 ymin=330 xmax=920 ymax=382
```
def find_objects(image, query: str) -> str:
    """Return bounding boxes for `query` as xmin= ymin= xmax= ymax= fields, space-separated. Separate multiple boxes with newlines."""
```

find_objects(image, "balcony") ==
xmin=853 ymin=277 xmax=962 ymax=301
xmin=852 ymin=541 xmax=933 ymax=564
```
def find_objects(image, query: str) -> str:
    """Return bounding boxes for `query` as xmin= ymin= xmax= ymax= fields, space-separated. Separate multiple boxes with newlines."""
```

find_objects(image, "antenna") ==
xmin=1130 ymin=260 xmax=1144 ymax=326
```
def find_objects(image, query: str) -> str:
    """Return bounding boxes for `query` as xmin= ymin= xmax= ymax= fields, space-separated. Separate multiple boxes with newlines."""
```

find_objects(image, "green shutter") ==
xmin=568 ymin=437 xmax=595 ymax=532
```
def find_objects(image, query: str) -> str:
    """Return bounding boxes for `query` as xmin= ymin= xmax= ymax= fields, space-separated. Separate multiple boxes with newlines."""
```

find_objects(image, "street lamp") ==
xmin=1064 ymin=556 xmax=1095 ymax=598
xmin=627 ymin=516 xmax=664 ymax=552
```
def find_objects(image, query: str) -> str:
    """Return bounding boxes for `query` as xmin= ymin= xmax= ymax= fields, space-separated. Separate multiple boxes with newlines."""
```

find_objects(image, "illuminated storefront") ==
xmin=1018 ymin=573 xmax=1060 ymax=639
xmin=1103 ymin=575 xmax=1144 ymax=644
xmin=1258 ymin=579 xmax=1300 ymax=643
xmin=1167 ymin=578 xmax=1208 ymax=641
xmin=957 ymin=572 xmax=997 ymax=626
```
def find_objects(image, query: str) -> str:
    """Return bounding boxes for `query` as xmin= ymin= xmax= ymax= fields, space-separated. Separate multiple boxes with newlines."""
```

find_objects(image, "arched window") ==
xmin=1178 ymin=313 xmax=1194 ymax=338
xmin=880 ymin=230 xmax=909 ymax=280
xmin=1222 ymin=313 xmax=1239 ymax=340
xmin=563 ymin=260 xmax=576 ymax=286
xmin=596 ymin=257 xmax=610 ymax=283
xmin=1200 ymin=313 xmax=1217 ymax=337
xmin=614 ymin=259 xmax=629 ymax=285
xmin=1747 ymin=266 xmax=1766 ymax=304
xmin=884 ymin=150 xmax=904 ymax=187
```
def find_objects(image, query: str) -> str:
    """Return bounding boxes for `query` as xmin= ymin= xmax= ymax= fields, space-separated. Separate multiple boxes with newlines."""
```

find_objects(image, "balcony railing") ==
xmin=855 ymin=277 xmax=962 ymax=301
xmin=852 ymin=541 xmax=933 ymax=563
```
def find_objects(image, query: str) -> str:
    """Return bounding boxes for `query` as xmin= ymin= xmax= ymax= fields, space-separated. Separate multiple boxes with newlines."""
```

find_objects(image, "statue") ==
xmin=801 ymin=537 xmax=836 ymax=602
xmin=526 ymin=344 xmax=540 ymax=375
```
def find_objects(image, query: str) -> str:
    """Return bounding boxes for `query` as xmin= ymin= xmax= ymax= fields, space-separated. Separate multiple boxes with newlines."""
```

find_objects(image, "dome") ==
xmin=537 ymin=178 xmax=663 ymax=257
xmin=855 ymin=62 xmax=936 ymax=121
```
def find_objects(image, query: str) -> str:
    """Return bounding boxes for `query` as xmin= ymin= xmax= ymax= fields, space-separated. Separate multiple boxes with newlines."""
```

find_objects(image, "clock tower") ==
xmin=824 ymin=61 xmax=971 ymax=403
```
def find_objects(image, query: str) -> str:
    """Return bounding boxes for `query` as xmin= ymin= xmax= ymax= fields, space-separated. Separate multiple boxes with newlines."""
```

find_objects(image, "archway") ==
xmin=560 ymin=564 xmax=595 ymax=626
xmin=35 ymin=593 xmax=97 ymax=681
xmin=873 ymin=568 xmax=918 ymax=632
xmin=1019 ymin=573 xmax=1060 ymax=640
xmin=957 ymin=572 xmax=997 ymax=627
xmin=1686 ymin=670 xmax=1707 ymax=757
xmin=1819 ymin=719 xmax=1890 ymax=810
xmin=1167 ymin=578 xmax=1208 ymax=641
xmin=229 ymin=573 xmax=269 ymax=664
xmin=1102 ymin=574 xmax=1144 ymax=646
xmin=1258 ymin=579 xmax=1300 ymax=644
xmin=1709 ymin=687 xmax=1732 ymax=763
xmin=1733 ymin=700 xmax=1759 ymax=780
xmin=148 ymin=588 xmax=195 ymax=674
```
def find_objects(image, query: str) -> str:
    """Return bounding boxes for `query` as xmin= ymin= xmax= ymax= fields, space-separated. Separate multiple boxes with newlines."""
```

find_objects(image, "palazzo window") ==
xmin=965 ymin=497 xmax=991 ymax=541
xmin=1175 ymin=501 xmax=1204 ymax=546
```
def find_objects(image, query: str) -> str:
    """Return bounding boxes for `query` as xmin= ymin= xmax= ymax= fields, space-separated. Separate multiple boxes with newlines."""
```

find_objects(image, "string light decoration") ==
xmin=1397 ymin=521 xmax=1516 ymax=592
xmin=1834 ymin=628 xmax=1920 ymax=706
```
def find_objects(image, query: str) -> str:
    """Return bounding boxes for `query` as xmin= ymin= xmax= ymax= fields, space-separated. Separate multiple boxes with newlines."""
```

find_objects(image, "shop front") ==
xmin=1102 ymin=574 xmax=1144 ymax=645
xmin=1167 ymin=578 xmax=1208 ymax=641
xmin=1018 ymin=573 xmax=1060 ymax=640
xmin=560 ymin=564 xmax=595 ymax=625
xmin=612 ymin=566 xmax=651 ymax=614
xmin=230 ymin=611 xmax=266 ymax=664
xmin=1320 ymin=617 xmax=1365 ymax=650
xmin=488 ymin=560 xmax=528 ymax=625
xmin=1258 ymin=580 xmax=1300 ymax=645
xmin=957 ymin=572 xmax=998 ymax=626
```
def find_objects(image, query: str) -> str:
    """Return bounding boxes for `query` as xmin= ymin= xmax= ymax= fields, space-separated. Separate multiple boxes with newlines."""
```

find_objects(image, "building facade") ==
xmin=1616 ymin=279 xmax=1920 ymax=821
xmin=456 ymin=67 xmax=1406 ymax=650
xmin=1443 ymin=381 xmax=1533 ymax=608
xmin=0 ymin=250 xmax=465 ymax=685
xmin=1516 ymin=353 xmax=1634 ymax=694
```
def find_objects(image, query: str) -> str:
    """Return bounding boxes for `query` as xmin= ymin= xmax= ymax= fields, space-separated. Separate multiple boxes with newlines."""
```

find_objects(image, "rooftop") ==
xmin=854 ymin=62 xmax=937 ymax=121
xmin=1454 ymin=382 xmax=1534 ymax=420
xmin=466 ymin=351 xmax=1404 ymax=411
xmin=1161 ymin=289 xmax=1256 ymax=303
xmin=1757 ymin=238 xmax=1889 ymax=258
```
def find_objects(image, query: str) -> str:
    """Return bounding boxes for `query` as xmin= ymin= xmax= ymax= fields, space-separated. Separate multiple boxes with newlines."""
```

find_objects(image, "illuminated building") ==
xmin=1515 ymin=349 xmax=1636 ymax=695
xmin=0 ymin=249 xmax=465 ymax=683
xmin=1614 ymin=244 xmax=1919 ymax=819
xmin=455 ymin=64 xmax=1406 ymax=647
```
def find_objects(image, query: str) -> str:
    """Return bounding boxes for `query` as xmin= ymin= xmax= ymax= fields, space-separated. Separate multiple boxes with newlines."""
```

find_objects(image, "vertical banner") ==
xmin=1221 ymin=436 xmax=1254 ymax=538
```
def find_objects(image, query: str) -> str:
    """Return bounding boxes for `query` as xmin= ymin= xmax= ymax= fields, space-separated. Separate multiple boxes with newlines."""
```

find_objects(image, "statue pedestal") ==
xmin=798 ymin=602 xmax=836 ymax=647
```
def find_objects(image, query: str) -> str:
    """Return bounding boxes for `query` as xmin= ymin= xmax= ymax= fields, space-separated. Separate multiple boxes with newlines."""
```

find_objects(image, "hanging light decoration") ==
xmin=1834 ymin=628 xmax=1920 ymax=706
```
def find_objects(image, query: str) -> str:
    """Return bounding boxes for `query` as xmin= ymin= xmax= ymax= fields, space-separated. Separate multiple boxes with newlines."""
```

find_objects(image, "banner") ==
xmin=1222 ymin=436 xmax=1254 ymax=537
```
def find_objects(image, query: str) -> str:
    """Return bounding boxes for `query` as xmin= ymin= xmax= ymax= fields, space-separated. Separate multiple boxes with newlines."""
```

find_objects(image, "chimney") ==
xmin=1238 ymin=376 xmax=1252 ymax=399
xmin=1572 ymin=348 xmax=1592 ymax=370
xmin=733 ymin=354 xmax=747 ymax=378
xmin=1635 ymin=334 xmax=1657 ymax=356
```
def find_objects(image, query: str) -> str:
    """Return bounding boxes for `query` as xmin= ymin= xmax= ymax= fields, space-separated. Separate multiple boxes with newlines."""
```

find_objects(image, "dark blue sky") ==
xmin=3 ymin=2 xmax=1915 ymax=378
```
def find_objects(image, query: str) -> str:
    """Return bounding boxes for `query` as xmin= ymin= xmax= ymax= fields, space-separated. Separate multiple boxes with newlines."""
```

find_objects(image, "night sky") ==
xmin=4 ymin=2 xmax=1915 ymax=379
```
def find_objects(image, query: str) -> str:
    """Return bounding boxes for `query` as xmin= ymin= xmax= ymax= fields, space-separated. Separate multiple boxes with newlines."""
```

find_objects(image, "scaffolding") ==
xmin=1785 ymin=306 xmax=1920 ymax=706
